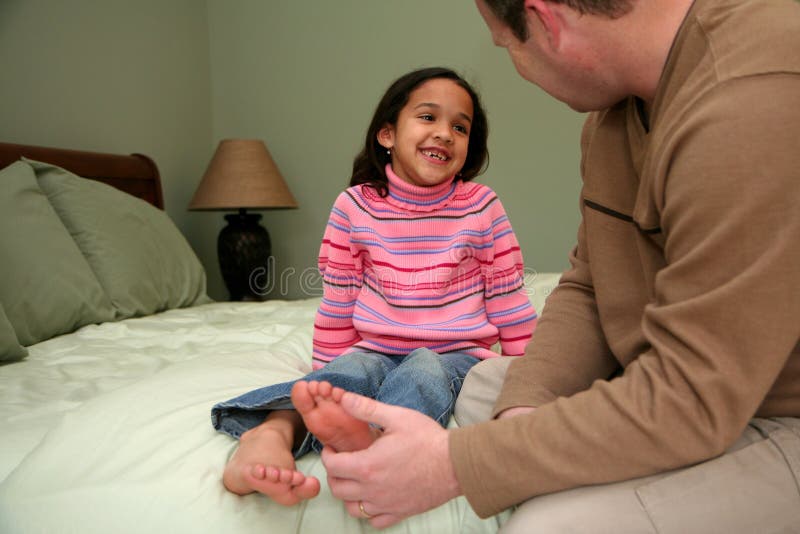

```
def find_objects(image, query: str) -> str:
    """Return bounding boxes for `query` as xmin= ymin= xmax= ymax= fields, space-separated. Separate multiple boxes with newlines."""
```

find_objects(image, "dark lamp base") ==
xmin=218 ymin=210 xmax=272 ymax=301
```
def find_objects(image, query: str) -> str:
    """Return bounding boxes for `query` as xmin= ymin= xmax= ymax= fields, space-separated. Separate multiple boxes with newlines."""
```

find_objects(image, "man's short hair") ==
xmin=483 ymin=0 xmax=634 ymax=41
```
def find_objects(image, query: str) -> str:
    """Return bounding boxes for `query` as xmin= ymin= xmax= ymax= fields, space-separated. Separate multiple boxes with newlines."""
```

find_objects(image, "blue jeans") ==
xmin=211 ymin=348 xmax=480 ymax=457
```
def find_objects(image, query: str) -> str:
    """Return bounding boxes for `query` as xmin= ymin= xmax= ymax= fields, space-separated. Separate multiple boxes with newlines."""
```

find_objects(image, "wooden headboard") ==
xmin=0 ymin=142 xmax=164 ymax=209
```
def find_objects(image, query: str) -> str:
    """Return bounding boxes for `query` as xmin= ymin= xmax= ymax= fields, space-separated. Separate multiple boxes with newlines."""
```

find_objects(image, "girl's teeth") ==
xmin=423 ymin=150 xmax=446 ymax=160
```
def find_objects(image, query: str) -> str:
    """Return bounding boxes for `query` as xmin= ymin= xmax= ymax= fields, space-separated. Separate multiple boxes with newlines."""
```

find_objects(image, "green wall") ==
xmin=0 ymin=0 xmax=218 ymax=292
xmin=1 ymin=1 xmax=584 ymax=301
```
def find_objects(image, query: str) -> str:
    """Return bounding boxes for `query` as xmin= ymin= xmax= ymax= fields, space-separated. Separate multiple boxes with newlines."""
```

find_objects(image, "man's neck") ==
xmin=615 ymin=0 xmax=695 ymax=106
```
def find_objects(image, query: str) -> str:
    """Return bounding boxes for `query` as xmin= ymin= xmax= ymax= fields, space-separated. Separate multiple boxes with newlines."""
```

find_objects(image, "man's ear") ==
xmin=376 ymin=125 xmax=395 ymax=149
xmin=525 ymin=0 xmax=563 ymax=49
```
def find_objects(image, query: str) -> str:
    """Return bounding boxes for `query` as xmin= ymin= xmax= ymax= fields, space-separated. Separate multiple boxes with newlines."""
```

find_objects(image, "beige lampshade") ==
xmin=189 ymin=139 xmax=298 ymax=210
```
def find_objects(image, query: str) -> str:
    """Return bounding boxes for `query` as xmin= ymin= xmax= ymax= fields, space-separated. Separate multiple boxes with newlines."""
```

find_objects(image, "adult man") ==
xmin=320 ymin=0 xmax=800 ymax=530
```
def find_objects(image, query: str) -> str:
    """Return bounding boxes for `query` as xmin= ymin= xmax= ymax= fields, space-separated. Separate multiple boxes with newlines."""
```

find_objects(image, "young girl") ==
xmin=212 ymin=66 xmax=537 ymax=505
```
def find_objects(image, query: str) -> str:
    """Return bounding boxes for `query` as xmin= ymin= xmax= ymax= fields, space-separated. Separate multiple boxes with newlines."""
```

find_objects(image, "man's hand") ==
xmin=321 ymin=391 xmax=462 ymax=528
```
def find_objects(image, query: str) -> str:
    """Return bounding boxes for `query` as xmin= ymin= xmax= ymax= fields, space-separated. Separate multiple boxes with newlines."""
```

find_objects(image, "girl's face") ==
xmin=378 ymin=78 xmax=473 ymax=188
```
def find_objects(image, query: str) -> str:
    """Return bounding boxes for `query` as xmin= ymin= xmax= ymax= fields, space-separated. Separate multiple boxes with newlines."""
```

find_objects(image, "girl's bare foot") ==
xmin=291 ymin=380 xmax=379 ymax=452
xmin=222 ymin=411 xmax=320 ymax=505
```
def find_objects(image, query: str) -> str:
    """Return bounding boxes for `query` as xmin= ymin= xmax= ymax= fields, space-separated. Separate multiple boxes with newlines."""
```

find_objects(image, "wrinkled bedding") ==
xmin=0 ymin=294 xmax=537 ymax=533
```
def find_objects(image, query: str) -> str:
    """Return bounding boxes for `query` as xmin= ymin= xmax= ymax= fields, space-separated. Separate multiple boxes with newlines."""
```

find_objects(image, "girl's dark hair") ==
xmin=350 ymin=67 xmax=489 ymax=196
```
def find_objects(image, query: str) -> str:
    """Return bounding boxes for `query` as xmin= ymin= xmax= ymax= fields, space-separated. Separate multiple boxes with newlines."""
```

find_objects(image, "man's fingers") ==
xmin=339 ymin=390 xmax=407 ymax=429
xmin=320 ymin=445 xmax=359 ymax=478
xmin=370 ymin=514 xmax=403 ymax=529
xmin=344 ymin=501 xmax=403 ymax=528
xmin=325 ymin=474 xmax=364 ymax=501
xmin=321 ymin=445 xmax=373 ymax=494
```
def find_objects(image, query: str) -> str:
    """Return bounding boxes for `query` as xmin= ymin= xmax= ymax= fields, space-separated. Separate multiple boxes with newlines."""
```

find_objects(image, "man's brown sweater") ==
xmin=451 ymin=0 xmax=800 ymax=517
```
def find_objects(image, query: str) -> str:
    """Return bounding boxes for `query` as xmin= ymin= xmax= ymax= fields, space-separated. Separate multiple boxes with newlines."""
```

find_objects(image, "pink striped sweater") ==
xmin=312 ymin=165 xmax=537 ymax=369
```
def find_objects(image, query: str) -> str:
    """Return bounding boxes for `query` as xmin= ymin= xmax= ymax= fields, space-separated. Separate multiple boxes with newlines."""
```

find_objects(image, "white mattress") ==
xmin=0 ymin=272 xmax=560 ymax=533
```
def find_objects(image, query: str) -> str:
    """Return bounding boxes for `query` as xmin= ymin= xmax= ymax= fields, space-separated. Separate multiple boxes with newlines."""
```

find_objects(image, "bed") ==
xmin=0 ymin=142 xmax=560 ymax=533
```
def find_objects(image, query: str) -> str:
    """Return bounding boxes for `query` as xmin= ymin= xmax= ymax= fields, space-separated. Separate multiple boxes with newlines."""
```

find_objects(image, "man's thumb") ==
xmin=339 ymin=391 xmax=399 ymax=429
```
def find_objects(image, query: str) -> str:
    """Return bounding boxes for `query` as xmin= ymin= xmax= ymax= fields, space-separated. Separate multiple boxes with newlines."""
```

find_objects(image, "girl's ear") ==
xmin=376 ymin=125 xmax=395 ymax=149
xmin=525 ymin=0 xmax=563 ymax=50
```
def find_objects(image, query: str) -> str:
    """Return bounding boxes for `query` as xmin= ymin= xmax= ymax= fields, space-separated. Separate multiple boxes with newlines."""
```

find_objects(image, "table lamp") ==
xmin=189 ymin=139 xmax=298 ymax=301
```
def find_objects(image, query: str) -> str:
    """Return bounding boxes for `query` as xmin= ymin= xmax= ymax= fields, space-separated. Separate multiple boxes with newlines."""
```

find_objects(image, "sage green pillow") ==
xmin=28 ymin=159 xmax=210 ymax=319
xmin=0 ymin=302 xmax=28 ymax=362
xmin=0 ymin=161 xmax=115 ymax=346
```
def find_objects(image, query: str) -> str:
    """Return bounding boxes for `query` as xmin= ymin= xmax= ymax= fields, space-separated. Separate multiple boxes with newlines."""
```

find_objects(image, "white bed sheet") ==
xmin=0 ymin=272 xmax=560 ymax=533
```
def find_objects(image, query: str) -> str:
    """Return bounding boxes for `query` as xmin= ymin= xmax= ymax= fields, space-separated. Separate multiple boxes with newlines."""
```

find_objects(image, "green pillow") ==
xmin=0 ymin=161 xmax=115 ymax=346
xmin=28 ymin=159 xmax=210 ymax=319
xmin=0 ymin=302 xmax=28 ymax=362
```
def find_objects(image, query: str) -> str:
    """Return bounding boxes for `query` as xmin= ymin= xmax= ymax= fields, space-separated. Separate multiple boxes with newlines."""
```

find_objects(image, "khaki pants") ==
xmin=455 ymin=358 xmax=800 ymax=533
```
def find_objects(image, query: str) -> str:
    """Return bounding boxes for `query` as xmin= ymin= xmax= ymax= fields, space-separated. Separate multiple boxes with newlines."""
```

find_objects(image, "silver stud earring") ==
xmin=386 ymin=148 xmax=391 ymax=155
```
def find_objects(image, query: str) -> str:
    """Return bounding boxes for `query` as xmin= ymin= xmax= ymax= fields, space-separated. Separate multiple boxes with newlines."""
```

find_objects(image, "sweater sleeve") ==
xmin=312 ymin=192 xmax=362 ymax=368
xmin=481 ymin=194 xmax=537 ymax=356
xmin=451 ymin=75 xmax=800 ymax=517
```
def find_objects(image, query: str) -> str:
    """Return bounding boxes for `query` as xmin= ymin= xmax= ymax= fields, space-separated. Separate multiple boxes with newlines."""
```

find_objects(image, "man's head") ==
xmin=475 ymin=0 xmax=689 ymax=112
xmin=475 ymin=0 xmax=625 ymax=111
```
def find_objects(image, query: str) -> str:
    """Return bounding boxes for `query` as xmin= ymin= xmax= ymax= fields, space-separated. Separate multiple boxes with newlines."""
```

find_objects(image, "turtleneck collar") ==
xmin=368 ymin=164 xmax=458 ymax=212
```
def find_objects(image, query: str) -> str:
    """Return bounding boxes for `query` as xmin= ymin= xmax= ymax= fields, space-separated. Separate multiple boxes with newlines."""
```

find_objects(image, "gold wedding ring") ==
xmin=358 ymin=500 xmax=375 ymax=519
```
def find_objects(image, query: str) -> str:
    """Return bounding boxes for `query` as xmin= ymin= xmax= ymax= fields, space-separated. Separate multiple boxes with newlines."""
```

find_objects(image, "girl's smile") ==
xmin=378 ymin=78 xmax=474 ymax=188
